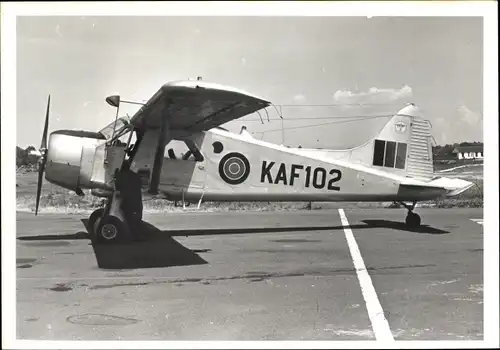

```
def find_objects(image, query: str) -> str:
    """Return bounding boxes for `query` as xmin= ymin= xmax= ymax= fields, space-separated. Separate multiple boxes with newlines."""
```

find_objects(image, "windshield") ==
xmin=98 ymin=116 xmax=130 ymax=140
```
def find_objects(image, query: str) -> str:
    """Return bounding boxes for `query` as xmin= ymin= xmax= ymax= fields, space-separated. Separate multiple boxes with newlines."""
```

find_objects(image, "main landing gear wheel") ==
xmin=95 ymin=215 xmax=129 ymax=244
xmin=88 ymin=208 xmax=105 ymax=237
xmin=87 ymin=208 xmax=129 ymax=245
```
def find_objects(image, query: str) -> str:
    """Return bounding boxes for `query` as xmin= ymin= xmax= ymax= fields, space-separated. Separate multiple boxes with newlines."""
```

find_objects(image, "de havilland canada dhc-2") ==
xmin=31 ymin=80 xmax=474 ymax=244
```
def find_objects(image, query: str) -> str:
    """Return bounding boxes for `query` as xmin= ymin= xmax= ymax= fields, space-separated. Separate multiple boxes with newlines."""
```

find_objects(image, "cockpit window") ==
xmin=99 ymin=117 xmax=130 ymax=140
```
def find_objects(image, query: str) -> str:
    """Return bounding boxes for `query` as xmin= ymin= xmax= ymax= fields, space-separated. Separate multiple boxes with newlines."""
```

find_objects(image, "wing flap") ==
xmin=130 ymin=81 xmax=270 ymax=132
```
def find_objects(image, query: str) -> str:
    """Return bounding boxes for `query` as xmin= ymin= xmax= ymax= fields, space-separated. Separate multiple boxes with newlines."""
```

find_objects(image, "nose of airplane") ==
xmin=33 ymin=95 xmax=108 ymax=215
xmin=44 ymin=131 xmax=85 ymax=191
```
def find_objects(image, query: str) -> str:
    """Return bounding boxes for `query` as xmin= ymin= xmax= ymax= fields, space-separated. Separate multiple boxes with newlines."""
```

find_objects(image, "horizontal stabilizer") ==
xmin=426 ymin=177 xmax=475 ymax=197
xmin=399 ymin=176 xmax=475 ymax=198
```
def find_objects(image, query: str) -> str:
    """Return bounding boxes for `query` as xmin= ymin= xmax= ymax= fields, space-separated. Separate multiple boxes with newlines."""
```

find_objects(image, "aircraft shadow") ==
xmin=17 ymin=232 xmax=89 ymax=241
xmin=360 ymin=220 xmax=449 ymax=235
xmin=82 ymin=219 xmax=209 ymax=270
xmin=158 ymin=220 xmax=449 ymax=236
xmin=17 ymin=217 xmax=448 ymax=270
xmin=18 ymin=220 xmax=209 ymax=270
xmin=17 ymin=218 xmax=449 ymax=242
xmin=87 ymin=219 xmax=446 ymax=269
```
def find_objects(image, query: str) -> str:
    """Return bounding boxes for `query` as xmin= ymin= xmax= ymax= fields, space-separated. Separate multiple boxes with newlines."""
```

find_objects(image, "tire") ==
xmin=405 ymin=212 xmax=421 ymax=227
xmin=88 ymin=208 xmax=105 ymax=237
xmin=95 ymin=215 xmax=129 ymax=244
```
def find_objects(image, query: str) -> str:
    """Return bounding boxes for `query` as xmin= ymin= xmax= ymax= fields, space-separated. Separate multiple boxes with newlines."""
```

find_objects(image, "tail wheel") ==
xmin=405 ymin=212 xmax=421 ymax=227
xmin=95 ymin=215 xmax=129 ymax=244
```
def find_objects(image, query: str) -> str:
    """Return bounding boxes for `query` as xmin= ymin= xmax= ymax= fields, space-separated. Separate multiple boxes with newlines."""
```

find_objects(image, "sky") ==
xmin=16 ymin=16 xmax=483 ymax=149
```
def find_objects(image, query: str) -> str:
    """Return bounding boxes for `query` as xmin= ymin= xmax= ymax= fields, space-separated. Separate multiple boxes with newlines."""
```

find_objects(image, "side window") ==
xmin=165 ymin=140 xmax=204 ymax=162
xmin=184 ymin=140 xmax=204 ymax=162
xmin=395 ymin=143 xmax=407 ymax=169
xmin=384 ymin=141 xmax=396 ymax=168
xmin=373 ymin=139 xmax=407 ymax=170
xmin=373 ymin=139 xmax=385 ymax=166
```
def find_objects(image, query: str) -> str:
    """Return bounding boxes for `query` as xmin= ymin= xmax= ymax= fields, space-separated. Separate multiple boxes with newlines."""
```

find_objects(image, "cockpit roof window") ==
xmin=51 ymin=130 xmax=106 ymax=140
xmin=99 ymin=117 xmax=130 ymax=140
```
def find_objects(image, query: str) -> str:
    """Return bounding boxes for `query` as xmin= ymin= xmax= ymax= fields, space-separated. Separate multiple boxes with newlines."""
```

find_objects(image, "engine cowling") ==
xmin=45 ymin=130 xmax=107 ymax=192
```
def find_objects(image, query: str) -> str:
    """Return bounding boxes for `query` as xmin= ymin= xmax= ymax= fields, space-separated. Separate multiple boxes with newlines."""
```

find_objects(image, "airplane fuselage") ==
xmin=154 ymin=128 xmax=444 ymax=203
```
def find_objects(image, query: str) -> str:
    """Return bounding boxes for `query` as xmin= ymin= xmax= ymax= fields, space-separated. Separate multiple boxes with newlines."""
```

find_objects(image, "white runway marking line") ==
xmin=338 ymin=209 xmax=395 ymax=342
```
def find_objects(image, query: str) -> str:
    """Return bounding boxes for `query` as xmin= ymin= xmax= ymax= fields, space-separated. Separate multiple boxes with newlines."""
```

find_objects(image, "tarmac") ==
xmin=15 ymin=208 xmax=483 ymax=341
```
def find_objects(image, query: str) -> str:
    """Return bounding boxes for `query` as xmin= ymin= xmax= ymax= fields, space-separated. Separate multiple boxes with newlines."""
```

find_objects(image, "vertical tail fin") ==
xmin=371 ymin=103 xmax=434 ymax=180
xmin=296 ymin=103 xmax=435 ymax=181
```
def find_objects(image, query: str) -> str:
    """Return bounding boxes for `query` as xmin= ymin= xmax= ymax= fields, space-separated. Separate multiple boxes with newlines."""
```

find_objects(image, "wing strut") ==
xmin=148 ymin=104 xmax=171 ymax=195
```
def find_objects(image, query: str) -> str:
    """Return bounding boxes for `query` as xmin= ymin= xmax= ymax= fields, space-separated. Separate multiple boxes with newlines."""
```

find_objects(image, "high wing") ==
xmin=129 ymin=80 xmax=271 ymax=132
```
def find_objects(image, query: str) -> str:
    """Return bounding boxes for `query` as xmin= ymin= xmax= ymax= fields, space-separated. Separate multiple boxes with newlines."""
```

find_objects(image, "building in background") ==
xmin=452 ymin=145 xmax=484 ymax=160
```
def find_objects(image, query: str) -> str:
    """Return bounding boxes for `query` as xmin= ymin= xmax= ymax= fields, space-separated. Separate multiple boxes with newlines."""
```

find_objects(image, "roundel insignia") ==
xmin=218 ymin=152 xmax=250 ymax=185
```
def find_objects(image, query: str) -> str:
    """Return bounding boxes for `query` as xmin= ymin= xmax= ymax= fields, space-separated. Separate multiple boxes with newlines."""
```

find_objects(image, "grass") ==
xmin=16 ymin=170 xmax=484 ymax=215
xmin=433 ymin=159 xmax=483 ymax=172
xmin=16 ymin=193 xmax=315 ymax=215
xmin=431 ymin=179 xmax=484 ymax=208
xmin=16 ymin=172 xmax=315 ymax=214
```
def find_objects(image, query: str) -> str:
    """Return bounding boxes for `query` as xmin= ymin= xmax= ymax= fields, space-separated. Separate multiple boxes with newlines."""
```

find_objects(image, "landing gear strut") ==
xmin=397 ymin=201 xmax=422 ymax=227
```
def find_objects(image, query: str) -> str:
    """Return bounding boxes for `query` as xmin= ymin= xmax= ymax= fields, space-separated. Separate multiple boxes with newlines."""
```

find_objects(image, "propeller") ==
xmin=35 ymin=95 xmax=50 ymax=216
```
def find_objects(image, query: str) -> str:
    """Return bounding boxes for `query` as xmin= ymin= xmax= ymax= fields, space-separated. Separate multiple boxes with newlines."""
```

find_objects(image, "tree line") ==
xmin=16 ymin=146 xmax=39 ymax=168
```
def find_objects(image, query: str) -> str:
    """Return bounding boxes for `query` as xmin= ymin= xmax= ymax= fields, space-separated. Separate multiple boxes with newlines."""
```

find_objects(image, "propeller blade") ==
xmin=35 ymin=95 xmax=50 ymax=216
xmin=40 ymin=95 xmax=50 ymax=150
xmin=34 ymin=158 xmax=47 ymax=216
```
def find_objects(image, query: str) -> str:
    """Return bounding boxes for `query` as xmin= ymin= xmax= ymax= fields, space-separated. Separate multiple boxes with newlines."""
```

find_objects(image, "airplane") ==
xmin=31 ymin=79 xmax=475 ymax=244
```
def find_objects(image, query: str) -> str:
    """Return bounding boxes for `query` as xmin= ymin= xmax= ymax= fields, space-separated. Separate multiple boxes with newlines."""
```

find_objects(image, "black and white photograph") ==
xmin=2 ymin=1 xmax=498 ymax=348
